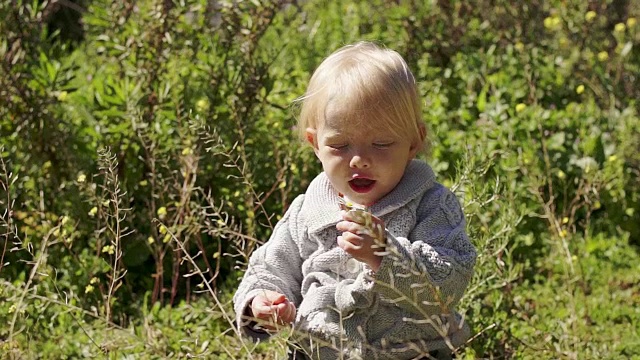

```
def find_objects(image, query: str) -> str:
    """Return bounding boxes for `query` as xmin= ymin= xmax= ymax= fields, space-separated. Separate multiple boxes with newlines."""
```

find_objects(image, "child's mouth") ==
xmin=349 ymin=178 xmax=375 ymax=193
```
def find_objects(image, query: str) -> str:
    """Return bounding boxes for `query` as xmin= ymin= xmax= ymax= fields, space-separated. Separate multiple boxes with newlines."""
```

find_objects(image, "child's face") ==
xmin=306 ymin=115 xmax=421 ymax=206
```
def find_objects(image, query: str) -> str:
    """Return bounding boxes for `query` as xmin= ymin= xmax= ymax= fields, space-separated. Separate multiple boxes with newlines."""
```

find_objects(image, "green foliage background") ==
xmin=1 ymin=0 xmax=639 ymax=359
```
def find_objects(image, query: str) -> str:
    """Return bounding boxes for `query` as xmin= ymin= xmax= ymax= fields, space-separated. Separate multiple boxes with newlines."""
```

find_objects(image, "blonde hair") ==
xmin=295 ymin=41 xmax=429 ymax=154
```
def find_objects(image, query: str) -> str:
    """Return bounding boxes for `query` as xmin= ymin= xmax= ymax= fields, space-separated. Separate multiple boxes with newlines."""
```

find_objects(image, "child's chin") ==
xmin=348 ymin=194 xmax=377 ymax=207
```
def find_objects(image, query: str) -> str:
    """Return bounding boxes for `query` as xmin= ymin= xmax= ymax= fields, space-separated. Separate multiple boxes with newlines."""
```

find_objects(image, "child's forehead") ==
xmin=322 ymin=113 xmax=390 ymax=138
xmin=323 ymin=107 xmax=371 ymax=131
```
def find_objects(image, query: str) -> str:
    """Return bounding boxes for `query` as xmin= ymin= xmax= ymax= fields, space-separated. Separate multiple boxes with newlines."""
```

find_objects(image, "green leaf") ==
xmin=547 ymin=131 xmax=566 ymax=151
xmin=477 ymin=84 xmax=488 ymax=112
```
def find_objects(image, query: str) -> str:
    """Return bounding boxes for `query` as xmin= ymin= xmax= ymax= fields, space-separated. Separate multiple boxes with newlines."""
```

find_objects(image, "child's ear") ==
xmin=409 ymin=124 xmax=427 ymax=157
xmin=419 ymin=124 xmax=427 ymax=142
xmin=305 ymin=128 xmax=319 ymax=150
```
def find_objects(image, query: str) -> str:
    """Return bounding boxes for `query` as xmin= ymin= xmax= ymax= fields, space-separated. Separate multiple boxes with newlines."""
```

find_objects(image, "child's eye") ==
xmin=373 ymin=142 xmax=394 ymax=149
xmin=328 ymin=144 xmax=348 ymax=150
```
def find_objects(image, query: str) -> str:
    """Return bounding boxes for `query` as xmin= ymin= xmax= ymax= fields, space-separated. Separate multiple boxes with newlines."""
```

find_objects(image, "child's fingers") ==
xmin=267 ymin=292 xmax=287 ymax=305
xmin=251 ymin=301 xmax=275 ymax=319
xmin=275 ymin=301 xmax=296 ymax=324
xmin=251 ymin=293 xmax=296 ymax=329
xmin=338 ymin=233 xmax=363 ymax=251
xmin=251 ymin=292 xmax=281 ymax=317
xmin=336 ymin=220 xmax=364 ymax=234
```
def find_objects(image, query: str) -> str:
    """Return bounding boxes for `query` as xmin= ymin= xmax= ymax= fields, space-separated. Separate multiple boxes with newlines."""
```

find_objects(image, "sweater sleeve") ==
xmin=335 ymin=184 xmax=476 ymax=317
xmin=232 ymin=195 xmax=305 ymax=341
xmin=376 ymin=184 xmax=476 ymax=313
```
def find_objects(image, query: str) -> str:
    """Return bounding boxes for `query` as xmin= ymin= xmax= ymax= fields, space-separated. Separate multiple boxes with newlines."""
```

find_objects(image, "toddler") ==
xmin=233 ymin=41 xmax=476 ymax=360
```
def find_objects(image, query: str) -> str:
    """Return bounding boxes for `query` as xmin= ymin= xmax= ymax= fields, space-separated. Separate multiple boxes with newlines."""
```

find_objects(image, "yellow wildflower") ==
xmin=576 ymin=85 xmax=585 ymax=94
xmin=627 ymin=17 xmax=636 ymax=28
xmin=157 ymin=206 xmax=167 ymax=220
xmin=544 ymin=17 xmax=553 ymax=29
xmin=77 ymin=173 xmax=86 ymax=183
xmin=196 ymin=98 xmax=209 ymax=112
xmin=614 ymin=23 xmax=626 ymax=32
xmin=85 ymin=284 xmax=94 ymax=294
xmin=515 ymin=42 xmax=524 ymax=52
xmin=597 ymin=51 xmax=609 ymax=62
xmin=515 ymin=103 xmax=527 ymax=113
xmin=88 ymin=207 xmax=98 ymax=217
xmin=585 ymin=11 xmax=596 ymax=22
xmin=101 ymin=245 xmax=115 ymax=255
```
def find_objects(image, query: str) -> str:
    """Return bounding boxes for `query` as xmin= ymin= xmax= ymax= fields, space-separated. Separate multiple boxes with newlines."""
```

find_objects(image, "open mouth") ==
xmin=349 ymin=178 xmax=376 ymax=193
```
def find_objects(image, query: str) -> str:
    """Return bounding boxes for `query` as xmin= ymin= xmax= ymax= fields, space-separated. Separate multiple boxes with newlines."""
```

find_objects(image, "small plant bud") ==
xmin=157 ymin=206 xmax=167 ymax=220
xmin=585 ymin=11 xmax=596 ymax=22
xmin=597 ymin=51 xmax=609 ymax=62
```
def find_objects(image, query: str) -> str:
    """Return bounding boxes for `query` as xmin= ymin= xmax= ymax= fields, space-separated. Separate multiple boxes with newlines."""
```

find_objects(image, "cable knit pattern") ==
xmin=233 ymin=160 xmax=477 ymax=359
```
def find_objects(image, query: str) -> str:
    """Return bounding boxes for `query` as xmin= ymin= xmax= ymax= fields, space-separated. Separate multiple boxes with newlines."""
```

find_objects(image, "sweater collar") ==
xmin=301 ymin=160 xmax=435 ymax=234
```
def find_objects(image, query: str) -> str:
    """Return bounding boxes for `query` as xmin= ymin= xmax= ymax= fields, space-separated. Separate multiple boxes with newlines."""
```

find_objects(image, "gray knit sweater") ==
xmin=233 ymin=160 xmax=476 ymax=359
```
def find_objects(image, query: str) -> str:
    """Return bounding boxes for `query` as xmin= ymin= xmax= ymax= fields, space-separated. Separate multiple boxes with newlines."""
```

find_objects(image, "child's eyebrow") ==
xmin=325 ymin=134 xmax=347 ymax=142
xmin=322 ymin=127 xmax=347 ymax=137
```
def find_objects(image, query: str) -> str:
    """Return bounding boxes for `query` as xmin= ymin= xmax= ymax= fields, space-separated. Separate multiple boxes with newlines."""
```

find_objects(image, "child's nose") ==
xmin=349 ymin=153 xmax=370 ymax=168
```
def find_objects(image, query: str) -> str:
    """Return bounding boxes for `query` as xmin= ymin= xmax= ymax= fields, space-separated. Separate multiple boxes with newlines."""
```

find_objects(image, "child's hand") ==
xmin=249 ymin=290 xmax=296 ymax=331
xmin=336 ymin=209 xmax=386 ymax=272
